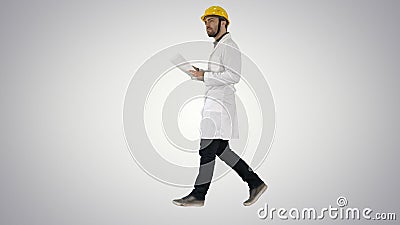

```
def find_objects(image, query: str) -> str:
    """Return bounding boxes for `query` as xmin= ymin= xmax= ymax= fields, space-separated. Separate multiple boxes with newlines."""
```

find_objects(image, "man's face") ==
xmin=204 ymin=16 xmax=219 ymax=37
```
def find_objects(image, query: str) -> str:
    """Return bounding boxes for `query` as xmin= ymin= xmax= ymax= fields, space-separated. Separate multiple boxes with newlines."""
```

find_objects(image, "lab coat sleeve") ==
xmin=203 ymin=45 xmax=241 ymax=86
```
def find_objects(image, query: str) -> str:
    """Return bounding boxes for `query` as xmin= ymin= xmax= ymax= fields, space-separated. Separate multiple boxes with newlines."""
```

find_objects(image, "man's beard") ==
xmin=207 ymin=29 xmax=217 ymax=37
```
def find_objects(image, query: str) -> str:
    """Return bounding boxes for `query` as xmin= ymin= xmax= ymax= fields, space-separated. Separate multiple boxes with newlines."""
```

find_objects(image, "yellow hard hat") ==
xmin=201 ymin=6 xmax=230 ymax=24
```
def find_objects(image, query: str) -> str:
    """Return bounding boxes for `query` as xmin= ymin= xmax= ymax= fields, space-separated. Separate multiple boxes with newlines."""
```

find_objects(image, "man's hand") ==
xmin=189 ymin=66 xmax=204 ymax=81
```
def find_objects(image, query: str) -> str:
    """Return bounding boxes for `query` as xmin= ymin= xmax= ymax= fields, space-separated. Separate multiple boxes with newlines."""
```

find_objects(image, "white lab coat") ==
xmin=200 ymin=33 xmax=241 ymax=140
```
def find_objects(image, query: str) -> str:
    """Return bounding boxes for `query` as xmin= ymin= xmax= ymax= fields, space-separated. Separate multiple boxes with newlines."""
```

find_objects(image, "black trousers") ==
xmin=190 ymin=139 xmax=263 ymax=200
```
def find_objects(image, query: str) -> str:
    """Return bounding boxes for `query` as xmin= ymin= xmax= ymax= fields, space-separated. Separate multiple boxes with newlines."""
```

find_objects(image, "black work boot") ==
xmin=243 ymin=182 xmax=268 ymax=206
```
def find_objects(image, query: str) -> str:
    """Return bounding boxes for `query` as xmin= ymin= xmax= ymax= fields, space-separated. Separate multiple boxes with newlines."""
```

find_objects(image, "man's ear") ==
xmin=221 ymin=20 xmax=227 ymax=29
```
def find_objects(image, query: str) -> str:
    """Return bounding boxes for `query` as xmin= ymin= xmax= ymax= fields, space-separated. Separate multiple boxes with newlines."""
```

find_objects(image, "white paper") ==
xmin=169 ymin=53 xmax=197 ymax=80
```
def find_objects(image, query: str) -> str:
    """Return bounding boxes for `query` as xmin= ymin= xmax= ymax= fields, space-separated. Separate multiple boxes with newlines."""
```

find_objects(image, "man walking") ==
xmin=172 ymin=6 xmax=267 ymax=207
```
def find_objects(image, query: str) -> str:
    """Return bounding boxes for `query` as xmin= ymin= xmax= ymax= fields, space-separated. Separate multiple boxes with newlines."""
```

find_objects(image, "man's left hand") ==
xmin=189 ymin=70 xmax=204 ymax=81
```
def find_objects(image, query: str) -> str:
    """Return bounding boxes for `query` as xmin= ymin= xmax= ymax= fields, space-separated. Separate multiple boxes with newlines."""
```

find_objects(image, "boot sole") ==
xmin=172 ymin=200 xmax=204 ymax=207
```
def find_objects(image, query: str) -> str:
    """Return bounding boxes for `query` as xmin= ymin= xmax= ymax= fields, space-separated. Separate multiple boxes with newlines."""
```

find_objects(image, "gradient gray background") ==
xmin=0 ymin=0 xmax=398 ymax=224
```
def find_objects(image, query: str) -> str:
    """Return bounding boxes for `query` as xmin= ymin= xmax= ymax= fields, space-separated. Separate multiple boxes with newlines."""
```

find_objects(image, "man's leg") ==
xmin=172 ymin=139 xmax=221 ymax=206
xmin=216 ymin=140 xmax=268 ymax=206
xmin=189 ymin=139 xmax=221 ymax=200
xmin=216 ymin=140 xmax=264 ymax=189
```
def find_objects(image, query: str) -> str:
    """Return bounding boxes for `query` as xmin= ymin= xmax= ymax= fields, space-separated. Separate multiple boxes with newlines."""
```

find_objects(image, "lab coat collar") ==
xmin=213 ymin=32 xmax=229 ymax=47
xmin=211 ymin=33 xmax=231 ymax=54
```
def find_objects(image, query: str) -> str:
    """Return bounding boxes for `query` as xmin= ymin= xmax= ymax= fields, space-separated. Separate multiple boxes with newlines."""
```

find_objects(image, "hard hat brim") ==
xmin=201 ymin=14 xmax=230 ymax=24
